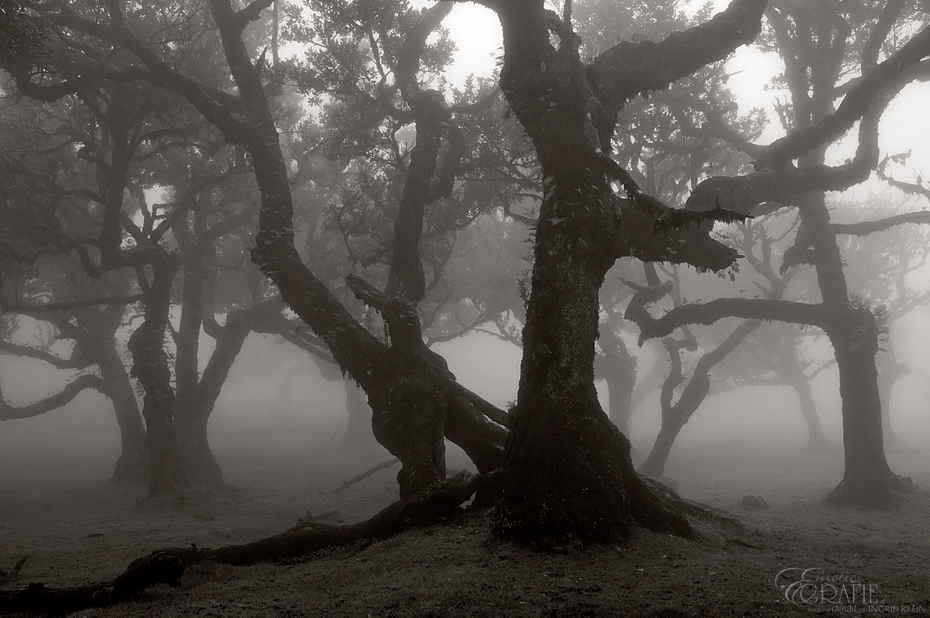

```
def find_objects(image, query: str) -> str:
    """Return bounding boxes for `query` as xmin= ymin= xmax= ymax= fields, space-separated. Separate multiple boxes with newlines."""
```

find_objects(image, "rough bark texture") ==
xmin=127 ymin=251 xmax=188 ymax=499
xmin=346 ymin=274 xmax=449 ymax=497
xmin=488 ymin=0 xmax=765 ymax=542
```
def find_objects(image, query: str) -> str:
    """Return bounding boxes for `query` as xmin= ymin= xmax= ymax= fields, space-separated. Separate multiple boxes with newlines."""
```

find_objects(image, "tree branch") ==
xmin=0 ymin=373 xmax=107 ymax=421
xmin=627 ymin=297 xmax=827 ymax=344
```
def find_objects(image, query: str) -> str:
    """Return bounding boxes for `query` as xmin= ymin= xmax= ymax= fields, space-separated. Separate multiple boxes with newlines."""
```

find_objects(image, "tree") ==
xmin=640 ymin=1 xmax=930 ymax=506
xmin=0 ymin=91 xmax=151 ymax=483
xmin=482 ymin=0 xmax=765 ymax=542
xmin=39 ymin=0 xmax=756 ymax=539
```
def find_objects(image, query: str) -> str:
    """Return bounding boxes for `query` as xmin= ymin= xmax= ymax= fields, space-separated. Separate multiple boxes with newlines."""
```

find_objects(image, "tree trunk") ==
xmin=800 ymin=192 xmax=908 ymax=507
xmin=638 ymin=419 xmax=687 ymax=479
xmin=178 ymin=307 xmax=255 ymax=486
xmin=339 ymin=379 xmax=379 ymax=450
xmin=174 ymin=413 xmax=222 ymax=486
xmin=875 ymin=350 xmax=906 ymax=450
xmin=823 ymin=309 xmax=910 ymax=506
xmin=596 ymin=329 xmax=637 ymax=435
xmin=98 ymin=332 xmax=149 ymax=484
xmin=370 ymin=374 xmax=446 ymax=497
xmin=489 ymin=0 xmax=764 ymax=542
xmin=495 ymin=223 xmax=684 ymax=541
xmin=128 ymin=251 xmax=188 ymax=500
xmin=787 ymin=375 xmax=828 ymax=449
xmin=488 ymin=51 xmax=690 ymax=538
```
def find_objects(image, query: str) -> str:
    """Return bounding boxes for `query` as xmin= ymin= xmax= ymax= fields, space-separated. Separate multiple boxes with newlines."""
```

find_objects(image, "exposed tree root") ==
xmin=640 ymin=477 xmax=744 ymax=529
xmin=0 ymin=471 xmax=493 ymax=616
xmin=823 ymin=473 xmax=913 ymax=509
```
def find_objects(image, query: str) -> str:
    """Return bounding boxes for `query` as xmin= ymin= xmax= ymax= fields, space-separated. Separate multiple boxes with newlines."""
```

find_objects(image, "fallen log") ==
xmin=0 ymin=471 xmax=492 ymax=616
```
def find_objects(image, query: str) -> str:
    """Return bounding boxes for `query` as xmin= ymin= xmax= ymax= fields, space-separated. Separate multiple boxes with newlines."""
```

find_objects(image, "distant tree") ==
xmin=0 ymin=92 xmax=150 ymax=483
xmin=639 ymin=1 xmax=930 ymax=506
xmin=1 ymin=55 xmax=221 ymax=499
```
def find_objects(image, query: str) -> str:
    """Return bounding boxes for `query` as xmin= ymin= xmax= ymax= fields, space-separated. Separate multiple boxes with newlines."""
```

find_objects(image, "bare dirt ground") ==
xmin=1 ymin=434 xmax=929 ymax=617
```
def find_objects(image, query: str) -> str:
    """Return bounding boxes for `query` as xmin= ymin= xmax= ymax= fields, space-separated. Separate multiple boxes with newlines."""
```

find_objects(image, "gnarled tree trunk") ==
xmin=128 ymin=251 xmax=188 ymax=500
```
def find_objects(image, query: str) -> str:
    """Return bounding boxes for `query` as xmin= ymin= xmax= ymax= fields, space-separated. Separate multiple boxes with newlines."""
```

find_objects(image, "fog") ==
xmin=4 ymin=312 xmax=930 ymax=488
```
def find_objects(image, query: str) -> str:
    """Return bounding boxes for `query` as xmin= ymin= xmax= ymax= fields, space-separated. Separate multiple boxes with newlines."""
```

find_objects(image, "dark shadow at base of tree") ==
xmin=823 ymin=473 xmax=913 ymax=509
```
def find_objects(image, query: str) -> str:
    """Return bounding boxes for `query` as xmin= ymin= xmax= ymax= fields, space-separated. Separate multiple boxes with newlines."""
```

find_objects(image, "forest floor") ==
xmin=1 ymin=433 xmax=929 ymax=618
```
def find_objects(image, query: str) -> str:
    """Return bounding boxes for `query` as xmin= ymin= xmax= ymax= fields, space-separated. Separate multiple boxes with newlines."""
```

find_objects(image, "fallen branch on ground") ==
xmin=0 ymin=470 xmax=494 ymax=616
xmin=332 ymin=457 xmax=400 ymax=494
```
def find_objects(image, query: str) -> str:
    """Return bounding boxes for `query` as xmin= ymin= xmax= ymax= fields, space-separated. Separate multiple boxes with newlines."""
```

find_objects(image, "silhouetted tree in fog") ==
xmin=638 ymin=1 xmax=930 ymax=506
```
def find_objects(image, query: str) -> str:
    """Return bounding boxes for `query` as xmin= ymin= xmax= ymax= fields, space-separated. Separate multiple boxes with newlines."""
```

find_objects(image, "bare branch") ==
xmin=0 ymin=374 xmax=107 ymax=421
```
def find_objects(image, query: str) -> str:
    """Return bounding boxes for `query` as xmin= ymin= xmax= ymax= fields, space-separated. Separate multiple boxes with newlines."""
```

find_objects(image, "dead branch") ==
xmin=0 ymin=471 xmax=492 ymax=615
xmin=333 ymin=457 xmax=400 ymax=494
xmin=0 ymin=374 xmax=108 ymax=421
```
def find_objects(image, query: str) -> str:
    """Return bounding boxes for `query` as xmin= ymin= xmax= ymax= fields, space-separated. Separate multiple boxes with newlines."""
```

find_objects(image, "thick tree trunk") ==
xmin=495 ymin=226 xmax=691 ymax=540
xmin=128 ymin=252 xmax=188 ymax=500
xmin=800 ymin=192 xmax=908 ymax=507
xmin=823 ymin=309 xmax=910 ymax=506
xmin=98 ymin=333 xmax=149 ymax=484
xmin=496 ymin=234 xmax=682 ymax=541
xmin=489 ymin=0 xmax=764 ymax=543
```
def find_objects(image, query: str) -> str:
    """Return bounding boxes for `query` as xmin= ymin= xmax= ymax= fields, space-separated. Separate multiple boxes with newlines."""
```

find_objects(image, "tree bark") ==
xmin=486 ymin=0 xmax=770 ymax=542
xmin=94 ymin=308 xmax=149 ymax=484
xmin=128 ymin=250 xmax=188 ymax=500
xmin=800 ymin=193 xmax=908 ymax=507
